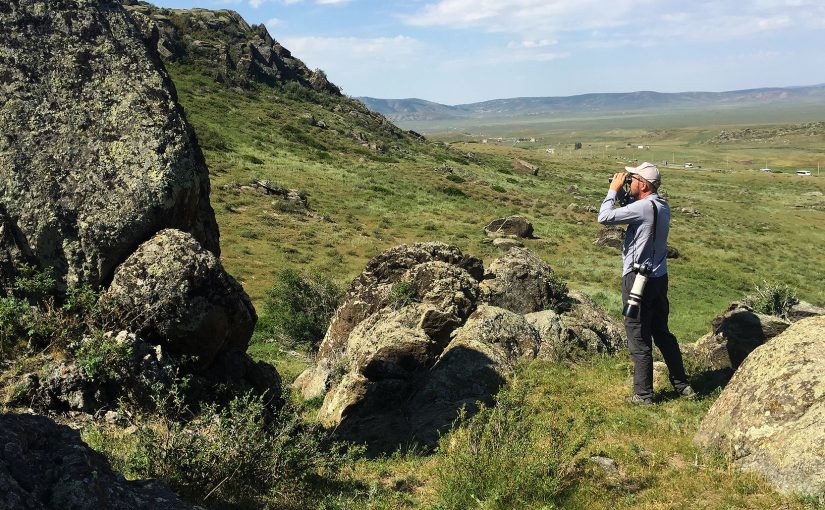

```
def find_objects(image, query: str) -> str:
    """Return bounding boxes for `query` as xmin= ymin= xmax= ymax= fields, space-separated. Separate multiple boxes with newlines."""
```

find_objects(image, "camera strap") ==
xmin=631 ymin=199 xmax=658 ymax=267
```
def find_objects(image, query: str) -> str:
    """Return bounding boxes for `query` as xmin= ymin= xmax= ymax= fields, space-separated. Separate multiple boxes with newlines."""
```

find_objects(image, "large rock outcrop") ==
xmin=0 ymin=0 xmax=219 ymax=289
xmin=0 ymin=413 xmax=196 ymax=510
xmin=694 ymin=315 xmax=825 ymax=495
xmin=296 ymin=243 xmax=623 ymax=451
xmin=124 ymin=2 xmax=340 ymax=94
xmin=100 ymin=229 xmax=255 ymax=368
xmin=294 ymin=242 xmax=483 ymax=398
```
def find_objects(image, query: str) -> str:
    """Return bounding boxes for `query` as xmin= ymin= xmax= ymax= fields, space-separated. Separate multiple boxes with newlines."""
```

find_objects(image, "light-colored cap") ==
xmin=625 ymin=161 xmax=660 ymax=187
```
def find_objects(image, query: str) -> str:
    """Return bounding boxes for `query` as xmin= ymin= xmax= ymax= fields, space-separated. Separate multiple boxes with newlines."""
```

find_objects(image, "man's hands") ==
xmin=610 ymin=172 xmax=629 ymax=192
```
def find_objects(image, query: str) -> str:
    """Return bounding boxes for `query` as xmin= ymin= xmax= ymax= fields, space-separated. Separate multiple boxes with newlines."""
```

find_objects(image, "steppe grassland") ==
xmin=169 ymin=66 xmax=825 ymax=508
xmin=172 ymin=66 xmax=825 ymax=344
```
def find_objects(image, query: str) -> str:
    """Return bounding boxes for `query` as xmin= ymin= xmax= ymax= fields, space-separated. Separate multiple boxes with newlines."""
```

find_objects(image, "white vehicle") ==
xmin=796 ymin=170 xmax=812 ymax=176
xmin=684 ymin=162 xmax=694 ymax=168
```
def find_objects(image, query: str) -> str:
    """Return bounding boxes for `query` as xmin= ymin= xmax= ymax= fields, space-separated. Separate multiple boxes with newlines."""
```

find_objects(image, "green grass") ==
xmin=154 ymin=63 xmax=825 ymax=509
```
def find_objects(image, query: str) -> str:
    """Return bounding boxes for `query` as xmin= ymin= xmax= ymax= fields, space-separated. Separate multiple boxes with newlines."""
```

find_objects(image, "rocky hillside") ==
xmin=122 ymin=0 xmax=419 ymax=152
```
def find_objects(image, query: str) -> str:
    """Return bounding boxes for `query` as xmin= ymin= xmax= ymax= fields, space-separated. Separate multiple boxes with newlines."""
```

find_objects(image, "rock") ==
xmin=125 ymin=3 xmax=341 ymax=95
xmin=594 ymin=226 xmax=625 ymax=249
xmin=295 ymin=243 xmax=482 ymax=399
xmin=512 ymin=159 xmax=539 ymax=175
xmin=679 ymin=207 xmax=701 ymax=217
xmin=666 ymin=245 xmax=680 ymax=259
xmin=0 ymin=0 xmax=219 ymax=289
xmin=683 ymin=302 xmax=792 ymax=376
xmin=248 ymin=179 xmax=308 ymax=207
xmin=318 ymin=305 xmax=540 ymax=449
xmin=492 ymin=237 xmax=524 ymax=249
xmin=567 ymin=185 xmax=581 ymax=195
xmin=33 ymin=330 xmax=176 ymax=413
xmin=480 ymin=247 xmax=566 ymax=314
xmin=694 ymin=316 xmax=825 ymax=495
xmin=590 ymin=456 xmax=619 ymax=475
xmin=484 ymin=216 xmax=534 ymax=238
xmin=100 ymin=229 xmax=256 ymax=369
xmin=0 ymin=413 xmax=196 ymax=509
xmin=786 ymin=300 xmax=825 ymax=321
xmin=528 ymin=291 xmax=624 ymax=361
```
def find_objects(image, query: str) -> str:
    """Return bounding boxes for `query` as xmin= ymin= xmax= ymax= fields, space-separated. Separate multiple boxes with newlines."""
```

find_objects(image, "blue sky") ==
xmin=148 ymin=0 xmax=825 ymax=104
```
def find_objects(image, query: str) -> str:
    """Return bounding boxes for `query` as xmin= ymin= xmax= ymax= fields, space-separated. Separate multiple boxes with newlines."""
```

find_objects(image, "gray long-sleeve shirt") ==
xmin=598 ymin=189 xmax=670 ymax=277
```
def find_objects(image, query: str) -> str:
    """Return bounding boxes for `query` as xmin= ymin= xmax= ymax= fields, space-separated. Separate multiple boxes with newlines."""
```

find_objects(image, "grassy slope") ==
xmin=168 ymin=64 xmax=825 ymax=508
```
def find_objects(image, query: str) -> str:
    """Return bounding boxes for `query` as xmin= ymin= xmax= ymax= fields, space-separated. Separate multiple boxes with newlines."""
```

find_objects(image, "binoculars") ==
xmin=607 ymin=175 xmax=634 ymax=185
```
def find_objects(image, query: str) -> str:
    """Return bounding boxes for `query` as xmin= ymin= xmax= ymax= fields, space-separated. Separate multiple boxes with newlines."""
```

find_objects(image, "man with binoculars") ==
xmin=598 ymin=162 xmax=694 ymax=405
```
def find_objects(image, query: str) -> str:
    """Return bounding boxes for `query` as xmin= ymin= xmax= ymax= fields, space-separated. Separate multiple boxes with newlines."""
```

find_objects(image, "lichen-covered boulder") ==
xmin=296 ymin=243 xmax=482 ymax=398
xmin=100 ymin=229 xmax=255 ymax=368
xmin=683 ymin=302 xmax=791 ymax=371
xmin=318 ymin=305 xmax=540 ymax=449
xmin=527 ymin=291 xmax=624 ymax=361
xmin=694 ymin=315 xmax=825 ymax=495
xmin=0 ymin=0 xmax=218 ymax=289
xmin=484 ymin=216 xmax=534 ymax=238
xmin=479 ymin=247 xmax=566 ymax=314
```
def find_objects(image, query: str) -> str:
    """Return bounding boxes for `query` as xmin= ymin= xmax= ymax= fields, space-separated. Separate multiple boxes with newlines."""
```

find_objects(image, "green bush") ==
xmin=12 ymin=263 xmax=57 ymax=301
xmin=434 ymin=386 xmax=593 ymax=510
xmin=744 ymin=280 xmax=798 ymax=317
xmin=259 ymin=269 xmax=343 ymax=349
xmin=114 ymin=392 xmax=361 ymax=509
xmin=441 ymin=186 xmax=467 ymax=197
xmin=389 ymin=281 xmax=417 ymax=308
xmin=0 ymin=296 xmax=31 ymax=356
xmin=74 ymin=332 xmax=133 ymax=383
xmin=446 ymin=174 xmax=466 ymax=183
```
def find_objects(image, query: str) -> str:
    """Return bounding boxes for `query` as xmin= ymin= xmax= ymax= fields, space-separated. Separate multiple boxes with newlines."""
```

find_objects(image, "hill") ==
xmin=359 ymin=84 xmax=825 ymax=123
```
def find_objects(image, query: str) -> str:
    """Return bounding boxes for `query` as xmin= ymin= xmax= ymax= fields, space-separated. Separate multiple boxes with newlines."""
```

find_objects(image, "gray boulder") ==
xmin=594 ymin=226 xmax=624 ymax=249
xmin=683 ymin=303 xmax=790 ymax=371
xmin=0 ymin=413 xmax=197 ymax=510
xmin=479 ymin=247 xmax=566 ymax=314
xmin=484 ymin=216 xmax=534 ymax=238
xmin=527 ymin=291 xmax=624 ymax=361
xmin=0 ymin=0 xmax=218 ymax=289
xmin=100 ymin=229 xmax=255 ymax=369
xmin=694 ymin=315 xmax=825 ymax=495
xmin=296 ymin=243 xmax=482 ymax=398
xmin=318 ymin=305 xmax=540 ymax=449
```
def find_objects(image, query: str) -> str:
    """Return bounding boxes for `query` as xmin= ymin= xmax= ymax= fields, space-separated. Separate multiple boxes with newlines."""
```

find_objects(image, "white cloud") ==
xmin=281 ymin=35 xmax=423 ymax=69
xmin=507 ymin=39 xmax=556 ymax=49
xmin=404 ymin=0 xmax=825 ymax=43
xmin=265 ymin=17 xmax=283 ymax=30
xmin=249 ymin=0 xmax=264 ymax=7
xmin=316 ymin=0 xmax=351 ymax=4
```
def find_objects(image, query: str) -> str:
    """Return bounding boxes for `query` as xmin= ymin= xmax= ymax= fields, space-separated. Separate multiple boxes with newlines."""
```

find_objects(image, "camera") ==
xmin=623 ymin=261 xmax=653 ymax=319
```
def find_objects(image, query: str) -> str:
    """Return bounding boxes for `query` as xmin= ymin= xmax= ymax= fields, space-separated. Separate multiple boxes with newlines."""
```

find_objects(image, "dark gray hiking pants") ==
xmin=622 ymin=273 xmax=689 ymax=399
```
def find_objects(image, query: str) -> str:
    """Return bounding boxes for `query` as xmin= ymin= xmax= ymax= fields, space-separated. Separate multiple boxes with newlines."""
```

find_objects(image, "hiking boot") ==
xmin=625 ymin=394 xmax=653 ymax=405
xmin=679 ymin=386 xmax=697 ymax=400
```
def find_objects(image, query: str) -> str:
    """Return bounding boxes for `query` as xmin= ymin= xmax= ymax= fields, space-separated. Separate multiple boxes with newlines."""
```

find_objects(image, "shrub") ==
xmin=441 ymin=186 xmax=467 ymax=197
xmin=101 ymin=391 xmax=362 ymax=509
xmin=744 ymin=280 xmax=798 ymax=318
xmin=434 ymin=385 xmax=594 ymax=510
xmin=259 ymin=269 xmax=343 ymax=349
xmin=74 ymin=332 xmax=134 ymax=383
xmin=491 ymin=184 xmax=506 ymax=193
xmin=12 ymin=263 xmax=57 ymax=301
xmin=389 ymin=281 xmax=417 ymax=308
xmin=446 ymin=174 xmax=466 ymax=183
xmin=0 ymin=296 xmax=31 ymax=356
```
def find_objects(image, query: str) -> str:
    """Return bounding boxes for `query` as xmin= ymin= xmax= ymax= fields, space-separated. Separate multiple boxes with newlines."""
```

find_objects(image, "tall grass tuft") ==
xmin=744 ymin=280 xmax=798 ymax=318
xmin=433 ymin=384 xmax=595 ymax=510
xmin=257 ymin=269 xmax=343 ymax=349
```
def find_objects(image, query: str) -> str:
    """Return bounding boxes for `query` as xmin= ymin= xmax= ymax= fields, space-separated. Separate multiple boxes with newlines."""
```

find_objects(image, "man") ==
xmin=598 ymin=162 xmax=694 ymax=404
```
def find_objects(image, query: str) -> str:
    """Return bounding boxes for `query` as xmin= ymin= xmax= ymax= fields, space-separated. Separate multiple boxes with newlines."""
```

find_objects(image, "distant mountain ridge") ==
xmin=359 ymin=84 xmax=825 ymax=122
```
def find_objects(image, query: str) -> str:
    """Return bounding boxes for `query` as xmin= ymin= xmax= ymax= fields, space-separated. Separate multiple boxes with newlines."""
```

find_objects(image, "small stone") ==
xmin=590 ymin=455 xmax=619 ymax=475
